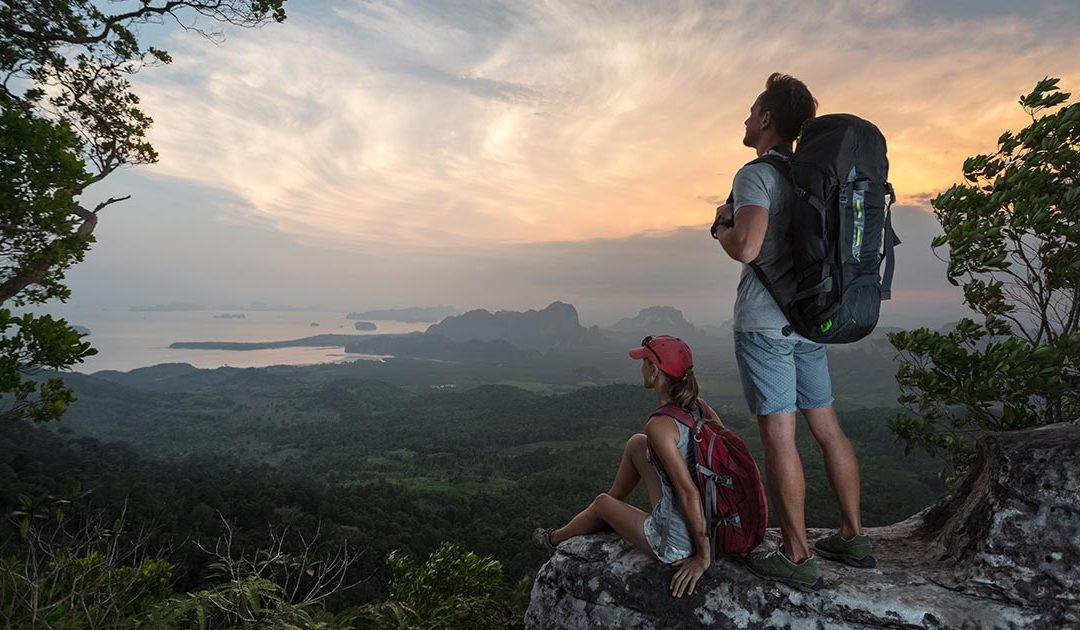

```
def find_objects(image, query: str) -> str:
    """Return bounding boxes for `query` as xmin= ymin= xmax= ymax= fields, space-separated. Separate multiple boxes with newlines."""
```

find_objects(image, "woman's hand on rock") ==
xmin=670 ymin=554 xmax=710 ymax=598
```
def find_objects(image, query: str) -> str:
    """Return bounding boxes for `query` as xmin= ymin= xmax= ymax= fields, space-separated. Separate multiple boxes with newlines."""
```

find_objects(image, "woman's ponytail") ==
xmin=668 ymin=367 xmax=701 ymax=412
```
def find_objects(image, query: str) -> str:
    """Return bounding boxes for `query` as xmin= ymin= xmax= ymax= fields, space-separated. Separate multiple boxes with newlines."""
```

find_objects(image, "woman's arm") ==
xmin=645 ymin=416 xmax=711 ymax=597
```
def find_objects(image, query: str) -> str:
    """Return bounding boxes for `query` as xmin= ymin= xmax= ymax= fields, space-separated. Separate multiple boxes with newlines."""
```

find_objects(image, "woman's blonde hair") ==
xmin=656 ymin=364 xmax=701 ymax=413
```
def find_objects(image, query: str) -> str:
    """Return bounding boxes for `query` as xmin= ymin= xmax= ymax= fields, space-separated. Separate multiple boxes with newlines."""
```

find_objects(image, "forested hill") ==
xmin=5 ymin=362 xmax=944 ymax=607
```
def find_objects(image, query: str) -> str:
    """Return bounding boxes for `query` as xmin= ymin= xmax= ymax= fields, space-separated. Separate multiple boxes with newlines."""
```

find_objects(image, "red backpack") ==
xmin=649 ymin=398 xmax=767 ymax=556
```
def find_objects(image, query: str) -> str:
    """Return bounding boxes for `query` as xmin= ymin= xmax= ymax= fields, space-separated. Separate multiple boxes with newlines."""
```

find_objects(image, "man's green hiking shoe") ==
xmin=814 ymin=532 xmax=876 ymax=568
xmin=745 ymin=548 xmax=824 ymax=592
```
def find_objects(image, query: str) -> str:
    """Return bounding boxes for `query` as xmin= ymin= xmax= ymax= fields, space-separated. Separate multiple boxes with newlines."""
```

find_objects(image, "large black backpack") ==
xmin=745 ymin=114 xmax=899 ymax=344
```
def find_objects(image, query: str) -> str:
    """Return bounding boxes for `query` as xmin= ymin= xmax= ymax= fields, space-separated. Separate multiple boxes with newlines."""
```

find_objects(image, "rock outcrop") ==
xmin=526 ymin=421 xmax=1080 ymax=629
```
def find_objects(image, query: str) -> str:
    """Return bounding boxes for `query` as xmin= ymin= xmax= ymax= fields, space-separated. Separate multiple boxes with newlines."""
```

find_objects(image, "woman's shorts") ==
xmin=643 ymin=502 xmax=694 ymax=564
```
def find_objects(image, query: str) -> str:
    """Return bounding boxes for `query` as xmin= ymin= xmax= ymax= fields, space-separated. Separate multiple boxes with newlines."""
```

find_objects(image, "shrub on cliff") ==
xmin=346 ymin=541 xmax=523 ymax=630
xmin=891 ymin=77 xmax=1080 ymax=482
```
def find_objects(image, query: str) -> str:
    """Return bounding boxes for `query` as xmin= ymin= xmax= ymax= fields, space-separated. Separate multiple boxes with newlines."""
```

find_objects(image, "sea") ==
xmin=23 ymin=307 xmax=431 ymax=373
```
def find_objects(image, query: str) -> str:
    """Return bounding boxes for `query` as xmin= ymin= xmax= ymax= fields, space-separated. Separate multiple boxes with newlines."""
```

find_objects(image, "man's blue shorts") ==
xmin=734 ymin=331 xmax=834 ymax=416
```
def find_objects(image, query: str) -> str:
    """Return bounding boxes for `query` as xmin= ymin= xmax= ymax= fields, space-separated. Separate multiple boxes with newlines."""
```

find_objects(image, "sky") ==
xmin=56 ymin=0 xmax=1080 ymax=326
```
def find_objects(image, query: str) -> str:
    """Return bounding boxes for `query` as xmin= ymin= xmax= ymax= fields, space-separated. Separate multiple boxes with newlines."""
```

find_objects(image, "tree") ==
xmin=890 ymin=77 xmax=1080 ymax=482
xmin=0 ymin=1 xmax=287 ymax=421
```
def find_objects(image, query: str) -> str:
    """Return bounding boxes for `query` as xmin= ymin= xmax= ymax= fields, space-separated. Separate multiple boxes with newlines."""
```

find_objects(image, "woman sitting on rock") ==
xmin=532 ymin=334 xmax=713 ymax=598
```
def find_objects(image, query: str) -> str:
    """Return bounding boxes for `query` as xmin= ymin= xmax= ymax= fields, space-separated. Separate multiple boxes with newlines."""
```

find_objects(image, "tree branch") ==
xmin=0 ymin=203 xmax=101 ymax=302
xmin=2 ymin=2 xmax=186 ymax=46
xmin=0 ymin=1 xmax=279 ymax=46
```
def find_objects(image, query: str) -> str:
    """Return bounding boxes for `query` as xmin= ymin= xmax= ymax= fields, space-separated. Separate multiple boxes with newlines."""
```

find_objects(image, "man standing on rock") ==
xmin=711 ymin=73 xmax=876 ymax=590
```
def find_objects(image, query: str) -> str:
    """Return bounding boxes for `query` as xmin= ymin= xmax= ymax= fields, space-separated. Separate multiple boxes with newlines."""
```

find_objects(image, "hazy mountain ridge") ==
xmin=606 ymin=306 xmax=705 ymax=340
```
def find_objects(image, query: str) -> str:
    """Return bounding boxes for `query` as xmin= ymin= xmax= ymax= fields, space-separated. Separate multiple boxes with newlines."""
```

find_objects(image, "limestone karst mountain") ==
xmin=607 ymin=306 xmax=704 ymax=340
xmin=425 ymin=301 xmax=603 ymax=352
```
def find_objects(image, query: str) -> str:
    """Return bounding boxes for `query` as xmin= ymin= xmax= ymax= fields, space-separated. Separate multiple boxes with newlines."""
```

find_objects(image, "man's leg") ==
xmin=803 ymin=405 xmax=862 ymax=537
xmin=757 ymin=411 xmax=811 ymax=562
xmin=734 ymin=332 xmax=812 ymax=562
xmin=792 ymin=339 xmax=863 ymax=538
xmin=737 ymin=332 xmax=823 ymax=588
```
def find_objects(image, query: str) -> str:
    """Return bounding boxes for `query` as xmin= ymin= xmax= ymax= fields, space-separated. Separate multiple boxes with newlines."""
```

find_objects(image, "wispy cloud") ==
xmin=134 ymin=0 xmax=1080 ymax=249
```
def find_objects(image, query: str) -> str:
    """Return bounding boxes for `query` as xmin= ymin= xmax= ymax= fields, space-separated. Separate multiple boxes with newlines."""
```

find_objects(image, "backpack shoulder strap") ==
xmin=749 ymin=152 xmax=791 ymax=180
xmin=651 ymin=404 xmax=696 ymax=430
xmin=725 ymin=151 xmax=793 ymax=206
xmin=695 ymin=397 xmax=727 ymax=429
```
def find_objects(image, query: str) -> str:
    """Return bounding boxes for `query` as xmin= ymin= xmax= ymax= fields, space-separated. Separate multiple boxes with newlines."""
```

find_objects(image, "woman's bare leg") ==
xmin=552 ymin=434 xmax=661 ymax=546
xmin=552 ymin=493 xmax=651 ymax=553
xmin=608 ymin=433 xmax=662 ymax=506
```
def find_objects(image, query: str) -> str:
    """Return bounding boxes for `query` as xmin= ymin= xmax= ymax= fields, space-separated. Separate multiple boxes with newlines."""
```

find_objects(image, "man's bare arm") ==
xmin=716 ymin=205 xmax=768 ymax=263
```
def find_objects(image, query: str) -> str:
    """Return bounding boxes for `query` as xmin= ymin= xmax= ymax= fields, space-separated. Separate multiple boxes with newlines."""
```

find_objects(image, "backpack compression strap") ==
xmin=881 ymin=183 xmax=900 ymax=300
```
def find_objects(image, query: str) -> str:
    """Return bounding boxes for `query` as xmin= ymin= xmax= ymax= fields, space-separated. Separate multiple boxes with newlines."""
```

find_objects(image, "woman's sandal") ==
xmin=532 ymin=527 xmax=558 ymax=551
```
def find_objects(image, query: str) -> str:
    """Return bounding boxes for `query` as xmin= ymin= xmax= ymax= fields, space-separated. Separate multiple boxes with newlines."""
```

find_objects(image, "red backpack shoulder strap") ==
xmin=651 ymin=403 xmax=697 ymax=430
xmin=695 ymin=397 xmax=728 ymax=432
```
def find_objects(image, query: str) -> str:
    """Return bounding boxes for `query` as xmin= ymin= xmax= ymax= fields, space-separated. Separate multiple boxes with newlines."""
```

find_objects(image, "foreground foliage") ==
xmin=1 ymin=492 xmax=359 ymax=629
xmin=343 ymin=542 xmax=522 ymax=630
xmin=2 ymin=489 xmax=519 ymax=629
xmin=891 ymin=77 xmax=1080 ymax=481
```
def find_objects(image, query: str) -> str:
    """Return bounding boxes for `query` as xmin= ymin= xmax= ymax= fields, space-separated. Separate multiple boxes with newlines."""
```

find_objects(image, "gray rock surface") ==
xmin=526 ymin=422 xmax=1080 ymax=629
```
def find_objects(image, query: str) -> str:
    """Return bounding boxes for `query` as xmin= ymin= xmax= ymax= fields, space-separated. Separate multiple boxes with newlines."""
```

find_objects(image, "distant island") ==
xmin=213 ymin=313 xmax=246 ymax=319
xmin=354 ymin=321 xmax=376 ymax=331
xmin=130 ymin=301 xmax=205 ymax=312
xmin=215 ymin=302 xmax=319 ymax=312
xmin=72 ymin=325 xmax=92 ymax=335
xmin=344 ymin=332 xmax=537 ymax=362
xmin=133 ymin=301 xmax=322 ymax=312
xmin=310 ymin=322 xmax=320 ymax=327
xmin=346 ymin=306 xmax=459 ymax=323
xmin=170 ymin=334 xmax=367 ymax=351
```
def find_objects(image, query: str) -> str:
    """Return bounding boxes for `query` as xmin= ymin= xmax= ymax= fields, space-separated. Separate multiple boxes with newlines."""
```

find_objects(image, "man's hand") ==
xmin=714 ymin=203 xmax=734 ymax=225
xmin=717 ymin=204 xmax=768 ymax=262
xmin=711 ymin=203 xmax=734 ymax=239
xmin=670 ymin=553 xmax=710 ymax=598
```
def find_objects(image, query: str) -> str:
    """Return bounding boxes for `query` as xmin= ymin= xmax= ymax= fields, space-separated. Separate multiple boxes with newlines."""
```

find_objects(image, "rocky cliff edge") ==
xmin=526 ymin=421 xmax=1080 ymax=629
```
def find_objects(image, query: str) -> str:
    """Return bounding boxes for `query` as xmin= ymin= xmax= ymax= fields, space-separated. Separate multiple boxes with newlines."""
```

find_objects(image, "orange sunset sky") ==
xmin=58 ymin=0 xmax=1080 ymax=324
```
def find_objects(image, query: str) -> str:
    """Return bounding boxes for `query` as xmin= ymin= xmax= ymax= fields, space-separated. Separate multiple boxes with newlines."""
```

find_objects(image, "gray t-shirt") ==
xmin=731 ymin=151 xmax=800 ymax=337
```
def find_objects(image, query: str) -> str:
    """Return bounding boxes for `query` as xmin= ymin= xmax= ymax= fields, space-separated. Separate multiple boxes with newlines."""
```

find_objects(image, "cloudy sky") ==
xmin=60 ymin=0 xmax=1080 ymax=325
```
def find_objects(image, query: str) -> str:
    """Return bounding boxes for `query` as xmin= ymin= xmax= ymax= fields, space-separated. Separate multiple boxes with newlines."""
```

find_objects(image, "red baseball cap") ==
xmin=628 ymin=334 xmax=693 ymax=378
